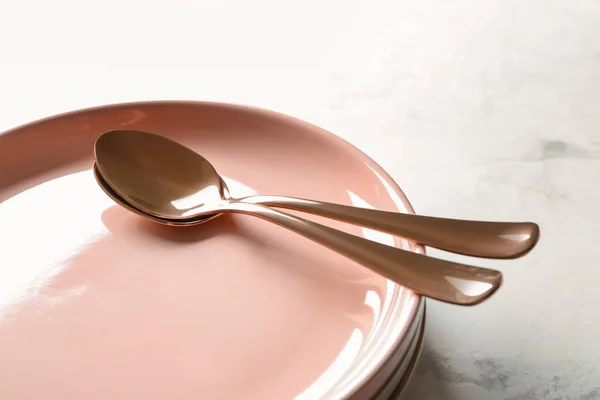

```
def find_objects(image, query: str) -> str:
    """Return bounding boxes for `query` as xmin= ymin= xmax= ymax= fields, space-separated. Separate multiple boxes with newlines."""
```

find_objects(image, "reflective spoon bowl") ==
xmin=94 ymin=129 xmax=504 ymax=306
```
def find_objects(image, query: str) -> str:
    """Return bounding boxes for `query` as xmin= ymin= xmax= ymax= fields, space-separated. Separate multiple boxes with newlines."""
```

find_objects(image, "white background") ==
xmin=1 ymin=0 xmax=599 ymax=398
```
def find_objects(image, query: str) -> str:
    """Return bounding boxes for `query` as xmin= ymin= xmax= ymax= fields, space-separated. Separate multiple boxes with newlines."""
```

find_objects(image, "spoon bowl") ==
xmin=95 ymin=129 xmax=228 ymax=220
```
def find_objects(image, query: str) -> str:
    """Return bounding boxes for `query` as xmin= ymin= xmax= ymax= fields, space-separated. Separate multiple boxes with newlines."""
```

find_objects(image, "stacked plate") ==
xmin=0 ymin=102 xmax=425 ymax=399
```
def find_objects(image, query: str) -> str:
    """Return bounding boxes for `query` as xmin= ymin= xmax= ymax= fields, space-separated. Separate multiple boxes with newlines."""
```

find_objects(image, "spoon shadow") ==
xmin=111 ymin=204 xmax=243 ymax=244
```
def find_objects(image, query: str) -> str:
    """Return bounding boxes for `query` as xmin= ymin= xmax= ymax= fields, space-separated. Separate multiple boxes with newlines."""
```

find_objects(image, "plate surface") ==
xmin=0 ymin=101 xmax=424 ymax=400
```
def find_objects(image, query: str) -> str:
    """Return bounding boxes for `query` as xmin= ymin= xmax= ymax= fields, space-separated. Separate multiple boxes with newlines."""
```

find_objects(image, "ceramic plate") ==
xmin=0 ymin=101 xmax=425 ymax=399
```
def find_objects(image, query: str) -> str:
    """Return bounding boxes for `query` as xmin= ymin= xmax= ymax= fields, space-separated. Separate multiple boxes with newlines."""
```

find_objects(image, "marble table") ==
xmin=1 ymin=0 xmax=598 ymax=398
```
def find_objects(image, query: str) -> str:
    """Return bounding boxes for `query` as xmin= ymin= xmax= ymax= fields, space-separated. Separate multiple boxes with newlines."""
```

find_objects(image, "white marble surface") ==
xmin=1 ymin=0 xmax=599 ymax=399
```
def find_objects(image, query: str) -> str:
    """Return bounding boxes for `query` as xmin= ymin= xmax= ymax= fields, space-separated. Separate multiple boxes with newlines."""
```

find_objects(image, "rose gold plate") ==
xmin=0 ymin=101 xmax=425 ymax=399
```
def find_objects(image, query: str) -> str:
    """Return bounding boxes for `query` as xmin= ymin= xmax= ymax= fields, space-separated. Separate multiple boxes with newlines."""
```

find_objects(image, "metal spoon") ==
xmin=94 ymin=130 xmax=503 ymax=306
xmin=95 ymin=129 xmax=538 ymax=259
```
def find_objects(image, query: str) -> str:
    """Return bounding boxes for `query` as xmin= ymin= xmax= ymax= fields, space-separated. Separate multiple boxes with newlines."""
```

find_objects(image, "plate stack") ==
xmin=0 ymin=102 xmax=425 ymax=399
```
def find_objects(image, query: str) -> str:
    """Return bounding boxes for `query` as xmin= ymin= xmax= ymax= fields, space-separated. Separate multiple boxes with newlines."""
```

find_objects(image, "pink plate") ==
xmin=0 ymin=101 xmax=425 ymax=399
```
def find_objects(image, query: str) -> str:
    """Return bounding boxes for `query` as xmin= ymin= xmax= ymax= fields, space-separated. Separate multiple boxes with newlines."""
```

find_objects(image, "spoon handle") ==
xmin=238 ymin=195 xmax=539 ymax=259
xmin=222 ymin=201 xmax=502 ymax=306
